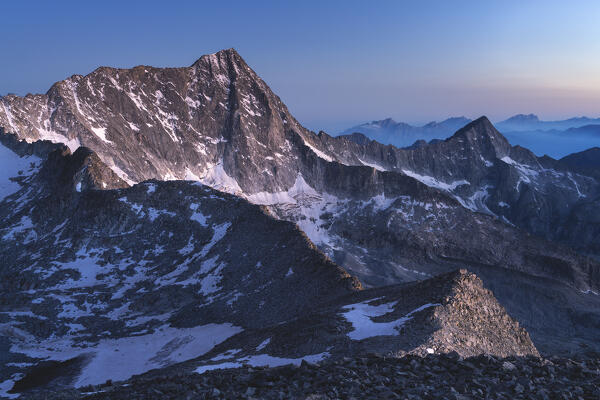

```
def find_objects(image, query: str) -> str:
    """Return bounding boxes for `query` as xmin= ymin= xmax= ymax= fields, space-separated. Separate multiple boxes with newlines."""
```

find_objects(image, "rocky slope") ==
xmin=1 ymin=49 xmax=599 ymax=359
xmin=24 ymin=353 xmax=600 ymax=400
xmin=0 ymin=139 xmax=539 ymax=397
xmin=0 ymin=138 xmax=363 ymax=396
xmin=184 ymin=269 xmax=538 ymax=374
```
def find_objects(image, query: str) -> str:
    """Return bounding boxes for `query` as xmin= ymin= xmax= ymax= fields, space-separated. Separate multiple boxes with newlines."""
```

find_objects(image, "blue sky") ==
xmin=1 ymin=1 xmax=599 ymax=132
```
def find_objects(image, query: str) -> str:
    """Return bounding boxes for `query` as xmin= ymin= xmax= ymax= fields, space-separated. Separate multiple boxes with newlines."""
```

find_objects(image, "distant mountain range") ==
xmin=339 ymin=114 xmax=600 ymax=158
xmin=496 ymin=114 xmax=600 ymax=132
xmin=338 ymin=117 xmax=472 ymax=148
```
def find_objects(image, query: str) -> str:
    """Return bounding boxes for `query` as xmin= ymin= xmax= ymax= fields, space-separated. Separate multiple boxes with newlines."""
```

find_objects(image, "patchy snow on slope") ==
xmin=256 ymin=338 xmax=271 ymax=351
xmin=567 ymin=172 xmax=586 ymax=198
xmin=199 ymin=223 xmax=231 ymax=258
xmin=303 ymin=140 xmax=333 ymax=162
xmin=147 ymin=207 xmax=176 ymax=222
xmin=247 ymin=174 xmax=318 ymax=205
xmin=49 ymin=247 xmax=123 ymax=289
xmin=185 ymin=168 xmax=201 ymax=181
xmin=2 ymin=215 xmax=34 ymax=241
xmin=457 ymin=185 xmax=494 ymax=214
xmin=402 ymin=170 xmax=469 ymax=191
xmin=111 ymin=164 xmax=134 ymax=185
xmin=35 ymin=129 xmax=81 ymax=152
xmin=341 ymin=300 xmax=440 ymax=340
xmin=500 ymin=156 xmax=540 ymax=189
xmin=358 ymin=158 xmax=387 ymax=171
xmin=288 ymin=174 xmax=319 ymax=197
xmin=195 ymin=351 xmax=330 ymax=374
xmin=0 ymin=143 xmax=40 ymax=201
xmin=189 ymin=203 xmax=209 ymax=226
xmin=286 ymin=193 xmax=344 ymax=251
xmin=247 ymin=190 xmax=295 ymax=205
xmin=10 ymin=323 xmax=242 ymax=388
xmin=480 ymin=156 xmax=493 ymax=167
xmin=90 ymin=127 xmax=112 ymax=143
xmin=0 ymin=378 xmax=19 ymax=399
xmin=198 ymin=160 xmax=242 ymax=195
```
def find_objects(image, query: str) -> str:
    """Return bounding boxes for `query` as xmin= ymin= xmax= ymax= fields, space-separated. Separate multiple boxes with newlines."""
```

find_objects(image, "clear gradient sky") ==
xmin=1 ymin=1 xmax=599 ymax=132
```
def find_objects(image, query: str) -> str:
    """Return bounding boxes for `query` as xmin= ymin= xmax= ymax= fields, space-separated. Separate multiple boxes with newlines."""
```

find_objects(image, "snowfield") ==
xmin=8 ymin=323 xmax=242 ymax=388
xmin=341 ymin=299 xmax=440 ymax=340
xmin=0 ymin=143 xmax=40 ymax=201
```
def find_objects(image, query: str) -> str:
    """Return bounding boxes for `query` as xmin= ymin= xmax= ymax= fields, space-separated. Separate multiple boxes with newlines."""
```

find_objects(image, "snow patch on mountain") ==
xmin=195 ymin=351 xmax=330 ymax=374
xmin=303 ymin=140 xmax=333 ymax=162
xmin=2 ymin=215 xmax=34 ymax=241
xmin=9 ymin=323 xmax=242 ymax=388
xmin=0 ymin=143 xmax=40 ymax=201
xmin=90 ymin=127 xmax=112 ymax=143
xmin=341 ymin=300 xmax=440 ymax=340
xmin=247 ymin=174 xmax=318 ymax=205
xmin=401 ymin=170 xmax=470 ymax=192
xmin=197 ymin=160 xmax=242 ymax=195
xmin=358 ymin=158 xmax=388 ymax=172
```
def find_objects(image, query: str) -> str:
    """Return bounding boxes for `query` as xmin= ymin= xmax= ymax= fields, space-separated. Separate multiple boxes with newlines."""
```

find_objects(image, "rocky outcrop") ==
xmin=177 ymin=269 xmax=538 ymax=375
xmin=417 ymin=270 xmax=538 ymax=358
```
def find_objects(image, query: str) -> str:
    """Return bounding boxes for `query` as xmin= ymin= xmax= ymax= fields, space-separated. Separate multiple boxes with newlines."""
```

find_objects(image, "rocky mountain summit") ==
xmin=1 ymin=49 xmax=600 ymax=396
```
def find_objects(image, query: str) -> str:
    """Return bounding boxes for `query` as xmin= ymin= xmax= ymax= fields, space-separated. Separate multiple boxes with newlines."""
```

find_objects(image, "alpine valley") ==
xmin=0 ymin=49 xmax=599 ymax=398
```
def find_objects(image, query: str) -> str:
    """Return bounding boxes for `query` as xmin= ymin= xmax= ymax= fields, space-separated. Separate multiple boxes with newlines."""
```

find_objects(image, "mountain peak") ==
xmin=504 ymin=113 xmax=540 ymax=123
xmin=447 ymin=116 xmax=511 ymax=156
xmin=452 ymin=115 xmax=494 ymax=133
xmin=191 ymin=48 xmax=246 ymax=68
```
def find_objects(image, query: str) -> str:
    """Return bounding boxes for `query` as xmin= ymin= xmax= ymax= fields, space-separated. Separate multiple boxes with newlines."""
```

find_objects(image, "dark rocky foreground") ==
xmin=23 ymin=353 xmax=600 ymax=400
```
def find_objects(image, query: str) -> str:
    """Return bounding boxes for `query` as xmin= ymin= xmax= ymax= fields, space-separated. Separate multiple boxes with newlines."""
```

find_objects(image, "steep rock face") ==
xmin=0 ymin=49 xmax=333 ymax=194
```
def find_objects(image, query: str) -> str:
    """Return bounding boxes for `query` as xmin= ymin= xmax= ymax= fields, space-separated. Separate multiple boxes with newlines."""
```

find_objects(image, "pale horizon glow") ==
xmin=1 ymin=0 xmax=599 ymax=133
